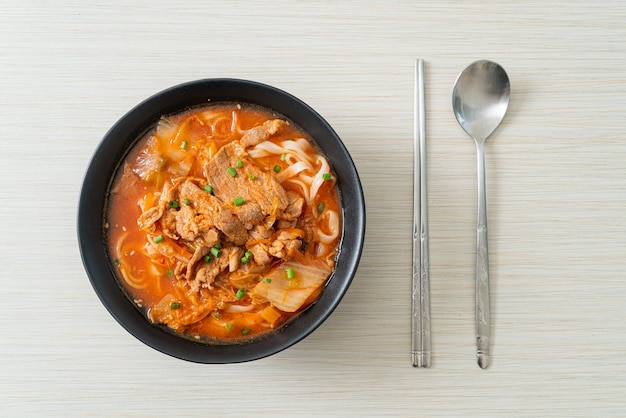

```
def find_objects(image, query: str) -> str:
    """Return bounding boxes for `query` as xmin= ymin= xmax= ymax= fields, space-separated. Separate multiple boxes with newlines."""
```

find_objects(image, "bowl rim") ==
xmin=77 ymin=78 xmax=365 ymax=363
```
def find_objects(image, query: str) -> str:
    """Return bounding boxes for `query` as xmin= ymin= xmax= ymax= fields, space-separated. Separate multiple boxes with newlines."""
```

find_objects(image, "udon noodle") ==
xmin=106 ymin=103 xmax=341 ymax=341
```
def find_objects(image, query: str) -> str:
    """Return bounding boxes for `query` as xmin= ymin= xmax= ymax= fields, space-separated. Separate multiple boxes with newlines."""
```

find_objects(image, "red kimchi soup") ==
xmin=106 ymin=103 xmax=341 ymax=341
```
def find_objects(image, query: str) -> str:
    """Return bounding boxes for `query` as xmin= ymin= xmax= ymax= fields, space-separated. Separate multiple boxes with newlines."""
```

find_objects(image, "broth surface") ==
xmin=106 ymin=103 xmax=341 ymax=341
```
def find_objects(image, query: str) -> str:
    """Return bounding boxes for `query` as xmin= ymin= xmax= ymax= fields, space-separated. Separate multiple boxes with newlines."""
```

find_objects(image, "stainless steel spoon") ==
xmin=452 ymin=60 xmax=510 ymax=369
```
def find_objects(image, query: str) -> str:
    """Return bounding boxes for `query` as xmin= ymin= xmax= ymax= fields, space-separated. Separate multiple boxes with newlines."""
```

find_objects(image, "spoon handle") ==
xmin=412 ymin=59 xmax=431 ymax=367
xmin=475 ymin=142 xmax=491 ymax=369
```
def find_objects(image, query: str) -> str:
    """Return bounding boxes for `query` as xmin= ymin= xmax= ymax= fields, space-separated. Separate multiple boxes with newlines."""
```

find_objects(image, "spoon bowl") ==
xmin=452 ymin=60 xmax=510 ymax=369
xmin=453 ymin=60 xmax=510 ymax=143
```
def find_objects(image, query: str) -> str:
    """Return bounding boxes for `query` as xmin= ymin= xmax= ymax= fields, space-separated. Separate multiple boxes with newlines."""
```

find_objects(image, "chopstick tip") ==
xmin=412 ymin=352 xmax=431 ymax=368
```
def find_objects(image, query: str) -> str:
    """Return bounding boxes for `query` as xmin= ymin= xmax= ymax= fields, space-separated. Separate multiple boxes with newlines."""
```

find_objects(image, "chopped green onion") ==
xmin=170 ymin=302 xmax=181 ymax=309
xmin=280 ymin=153 xmax=287 ymax=161
xmin=241 ymin=250 xmax=253 ymax=264
xmin=204 ymin=185 xmax=213 ymax=194
xmin=210 ymin=246 xmax=222 ymax=258
xmin=227 ymin=166 xmax=237 ymax=177
xmin=241 ymin=328 xmax=251 ymax=335
xmin=262 ymin=277 xmax=272 ymax=283
xmin=168 ymin=200 xmax=179 ymax=209
xmin=225 ymin=323 xmax=233 ymax=332
xmin=322 ymin=173 xmax=332 ymax=181
xmin=203 ymin=254 xmax=212 ymax=263
xmin=154 ymin=235 xmax=164 ymax=244
xmin=236 ymin=159 xmax=243 ymax=168
xmin=236 ymin=288 xmax=246 ymax=300
xmin=183 ymin=198 xmax=190 ymax=206
xmin=273 ymin=165 xmax=281 ymax=173
xmin=317 ymin=203 xmax=325 ymax=212
xmin=181 ymin=141 xmax=188 ymax=150
xmin=233 ymin=196 xmax=245 ymax=206
xmin=286 ymin=267 xmax=295 ymax=279
xmin=166 ymin=269 xmax=174 ymax=277
xmin=214 ymin=243 xmax=222 ymax=250
xmin=248 ymin=173 xmax=256 ymax=180
xmin=113 ymin=259 xmax=121 ymax=267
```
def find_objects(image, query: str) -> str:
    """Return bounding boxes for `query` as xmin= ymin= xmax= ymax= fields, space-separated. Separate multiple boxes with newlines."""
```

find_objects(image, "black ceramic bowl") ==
xmin=78 ymin=79 xmax=365 ymax=363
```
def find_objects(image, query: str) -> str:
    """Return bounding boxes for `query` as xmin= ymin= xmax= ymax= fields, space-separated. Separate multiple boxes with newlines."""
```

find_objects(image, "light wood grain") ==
xmin=2 ymin=1 xmax=626 ymax=416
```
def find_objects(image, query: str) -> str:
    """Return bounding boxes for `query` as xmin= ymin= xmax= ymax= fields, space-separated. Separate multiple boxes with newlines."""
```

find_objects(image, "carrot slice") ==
xmin=261 ymin=305 xmax=282 ymax=326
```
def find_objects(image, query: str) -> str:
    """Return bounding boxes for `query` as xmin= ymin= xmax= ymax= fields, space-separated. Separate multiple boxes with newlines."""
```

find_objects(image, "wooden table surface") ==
xmin=3 ymin=1 xmax=625 ymax=416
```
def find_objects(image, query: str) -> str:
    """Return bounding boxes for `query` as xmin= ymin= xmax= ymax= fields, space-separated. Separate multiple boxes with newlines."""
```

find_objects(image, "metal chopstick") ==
xmin=411 ymin=58 xmax=431 ymax=367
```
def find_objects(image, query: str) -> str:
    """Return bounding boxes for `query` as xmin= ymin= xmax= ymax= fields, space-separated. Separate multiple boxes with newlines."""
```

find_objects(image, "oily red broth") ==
xmin=106 ymin=103 xmax=341 ymax=341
